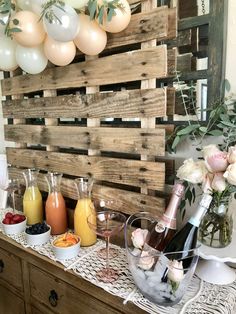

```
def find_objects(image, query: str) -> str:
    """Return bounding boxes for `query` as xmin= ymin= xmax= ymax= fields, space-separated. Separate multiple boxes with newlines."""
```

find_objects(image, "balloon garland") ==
xmin=0 ymin=0 xmax=131 ymax=74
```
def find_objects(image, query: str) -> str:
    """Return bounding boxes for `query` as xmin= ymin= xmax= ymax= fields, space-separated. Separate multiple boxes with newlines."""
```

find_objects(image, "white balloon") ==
xmin=17 ymin=0 xmax=32 ymax=11
xmin=30 ymin=0 xmax=46 ymax=16
xmin=0 ymin=37 xmax=18 ymax=71
xmin=64 ymin=0 xmax=88 ymax=9
xmin=43 ymin=4 xmax=79 ymax=42
xmin=16 ymin=44 xmax=48 ymax=74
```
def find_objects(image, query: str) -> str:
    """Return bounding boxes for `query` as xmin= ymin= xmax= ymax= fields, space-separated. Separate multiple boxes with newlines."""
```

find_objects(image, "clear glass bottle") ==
xmin=74 ymin=177 xmax=97 ymax=247
xmin=45 ymin=172 xmax=67 ymax=235
xmin=23 ymin=169 xmax=43 ymax=225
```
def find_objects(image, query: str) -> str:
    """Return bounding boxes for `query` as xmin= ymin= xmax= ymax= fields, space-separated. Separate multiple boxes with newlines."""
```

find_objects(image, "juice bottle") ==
xmin=45 ymin=172 xmax=67 ymax=235
xmin=23 ymin=169 xmax=43 ymax=225
xmin=74 ymin=177 xmax=97 ymax=246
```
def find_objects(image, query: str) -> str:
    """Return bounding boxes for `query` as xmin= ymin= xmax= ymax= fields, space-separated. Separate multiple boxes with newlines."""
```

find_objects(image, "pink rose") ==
xmin=205 ymin=152 xmax=228 ymax=173
xmin=202 ymin=144 xmax=221 ymax=158
xmin=211 ymin=173 xmax=226 ymax=192
xmin=227 ymin=146 xmax=236 ymax=164
xmin=202 ymin=173 xmax=213 ymax=194
xmin=131 ymin=228 xmax=149 ymax=249
xmin=138 ymin=251 xmax=154 ymax=270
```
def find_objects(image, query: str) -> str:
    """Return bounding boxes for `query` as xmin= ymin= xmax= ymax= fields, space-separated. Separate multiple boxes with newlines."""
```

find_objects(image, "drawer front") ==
xmin=0 ymin=283 xmax=25 ymax=314
xmin=0 ymin=247 xmax=23 ymax=291
xmin=30 ymin=265 xmax=121 ymax=314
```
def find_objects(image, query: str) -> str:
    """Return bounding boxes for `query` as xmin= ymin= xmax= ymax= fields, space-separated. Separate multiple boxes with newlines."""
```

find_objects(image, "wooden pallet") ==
xmin=1 ymin=3 xmax=177 ymax=218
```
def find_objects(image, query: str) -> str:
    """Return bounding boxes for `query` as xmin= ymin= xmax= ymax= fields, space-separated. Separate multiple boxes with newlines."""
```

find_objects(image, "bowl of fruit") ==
xmin=52 ymin=232 xmax=80 ymax=260
xmin=1 ymin=212 xmax=26 ymax=235
xmin=25 ymin=222 xmax=51 ymax=246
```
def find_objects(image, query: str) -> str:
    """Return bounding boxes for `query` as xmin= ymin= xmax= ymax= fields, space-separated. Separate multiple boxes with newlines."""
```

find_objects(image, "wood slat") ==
xmin=6 ymin=148 xmax=165 ymax=191
xmin=106 ymin=6 xmax=169 ymax=49
xmin=4 ymin=125 xmax=166 ymax=156
xmin=2 ymin=88 xmax=167 ymax=119
xmin=1 ymin=46 xmax=167 ymax=96
xmin=8 ymin=167 xmax=165 ymax=216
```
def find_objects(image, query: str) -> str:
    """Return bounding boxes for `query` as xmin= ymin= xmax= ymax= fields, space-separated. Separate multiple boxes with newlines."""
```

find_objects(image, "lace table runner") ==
xmin=0 ymin=210 xmax=236 ymax=314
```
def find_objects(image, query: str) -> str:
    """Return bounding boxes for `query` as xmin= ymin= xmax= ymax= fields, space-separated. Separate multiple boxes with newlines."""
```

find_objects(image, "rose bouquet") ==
xmin=177 ymin=144 xmax=236 ymax=247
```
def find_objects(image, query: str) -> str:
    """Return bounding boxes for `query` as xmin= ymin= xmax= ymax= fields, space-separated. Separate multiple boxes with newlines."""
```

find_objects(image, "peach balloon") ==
xmin=100 ymin=0 xmax=131 ymax=33
xmin=44 ymin=36 xmax=76 ymax=66
xmin=74 ymin=14 xmax=107 ymax=56
xmin=13 ymin=11 xmax=46 ymax=47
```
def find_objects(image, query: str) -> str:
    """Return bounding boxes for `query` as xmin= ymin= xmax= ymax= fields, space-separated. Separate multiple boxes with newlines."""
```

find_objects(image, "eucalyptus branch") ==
xmin=0 ymin=0 xmax=21 ymax=37
xmin=39 ymin=0 xmax=65 ymax=24
xmin=87 ymin=0 xmax=124 ymax=24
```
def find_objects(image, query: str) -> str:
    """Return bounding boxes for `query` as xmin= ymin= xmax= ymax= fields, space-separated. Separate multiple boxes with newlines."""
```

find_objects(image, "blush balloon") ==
xmin=13 ymin=11 xmax=46 ymax=47
xmin=0 ymin=37 xmax=18 ymax=71
xmin=30 ymin=0 xmax=46 ymax=16
xmin=44 ymin=36 xmax=76 ymax=66
xmin=43 ymin=4 xmax=79 ymax=42
xmin=17 ymin=0 xmax=32 ymax=10
xmin=100 ymin=0 xmax=131 ymax=33
xmin=74 ymin=14 xmax=107 ymax=56
xmin=16 ymin=44 xmax=48 ymax=74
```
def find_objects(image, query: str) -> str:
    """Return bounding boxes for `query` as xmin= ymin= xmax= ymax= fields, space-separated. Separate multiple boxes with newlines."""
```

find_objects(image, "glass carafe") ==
xmin=23 ymin=169 xmax=43 ymax=225
xmin=45 ymin=172 xmax=67 ymax=235
xmin=74 ymin=177 xmax=97 ymax=246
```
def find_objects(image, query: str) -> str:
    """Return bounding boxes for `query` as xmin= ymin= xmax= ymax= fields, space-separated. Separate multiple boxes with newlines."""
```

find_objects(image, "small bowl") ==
xmin=25 ymin=226 xmax=51 ymax=246
xmin=2 ymin=218 xmax=27 ymax=235
xmin=52 ymin=234 xmax=81 ymax=260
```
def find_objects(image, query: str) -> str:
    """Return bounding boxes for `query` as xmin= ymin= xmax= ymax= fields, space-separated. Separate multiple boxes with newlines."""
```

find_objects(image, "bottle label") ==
xmin=155 ymin=222 xmax=166 ymax=233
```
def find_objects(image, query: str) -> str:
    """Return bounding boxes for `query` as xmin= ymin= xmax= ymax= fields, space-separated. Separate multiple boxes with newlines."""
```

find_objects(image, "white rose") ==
xmin=227 ymin=145 xmax=236 ymax=164
xmin=202 ymin=144 xmax=221 ymax=159
xmin=131 ymin=228 xmax=149 ymax=249
xmin=177 ymin=159 xmax=208 ymax=184
xmin=138 ymin=251 xmax=154 ymax=270
xmin=211 ymin=172 xmax=226 ymax=192
xmin=167 ymin=260 xmax=184 ymax=282
xmin=224 ymin=163 xmax=236 ymax=185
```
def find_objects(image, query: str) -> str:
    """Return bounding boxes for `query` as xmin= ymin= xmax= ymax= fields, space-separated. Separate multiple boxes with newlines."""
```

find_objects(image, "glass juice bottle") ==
xmin=23 ymin=169 xmax=43 ymax=225
xmin=74 ymin=177 xmax=97 ymax=246
xmin=45 ymin=172 xmax=67 ymax=235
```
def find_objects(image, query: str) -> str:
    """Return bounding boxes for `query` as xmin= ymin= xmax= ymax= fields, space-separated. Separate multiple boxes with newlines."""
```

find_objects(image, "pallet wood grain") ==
xmin=6 ymin=148 xmax=165 ymax=191
xmin=2 ymin=88 xmax=167 ymax=119
xmin=4 ymin=125 xmax=165 ymax=156
xmin=1 ymin=46 xmax=167 ymax=96
xmin=8 ymin=167 xmax=165 ymax=216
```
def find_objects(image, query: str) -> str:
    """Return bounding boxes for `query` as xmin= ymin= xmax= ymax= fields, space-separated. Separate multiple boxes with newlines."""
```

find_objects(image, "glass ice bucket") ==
xmin=125 ymin=212 xmax=199 ymax=306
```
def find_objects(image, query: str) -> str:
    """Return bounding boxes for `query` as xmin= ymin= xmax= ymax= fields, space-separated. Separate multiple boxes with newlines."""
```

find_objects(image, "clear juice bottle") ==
xmin=23 ymin=169 xmax=43 ymax=225
xmin=45 ymin=172 xmax=67 ymax=235
xmin=74 ymin=177 xmax=97 ymax=246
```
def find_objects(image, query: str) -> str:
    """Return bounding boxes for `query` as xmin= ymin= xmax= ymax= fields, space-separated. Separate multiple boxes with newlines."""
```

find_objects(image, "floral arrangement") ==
xmin=177 ymin=144 xmax=236 ymax=247
xmin=131 ymin=228 xmax=184 ymax=293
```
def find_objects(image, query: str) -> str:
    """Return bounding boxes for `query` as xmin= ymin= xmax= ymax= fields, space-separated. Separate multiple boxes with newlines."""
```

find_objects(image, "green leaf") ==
xmin=12 ymin=19 xmax=19 ymax=26
xmin=199 ymin=126 xmax=208 ymax=133
xmin=186 ymin=188 xmax=193 ymax=205
xmin=220 ymin=121 xmax=236 ymax=127
xmin=98 ymin=5 xmax=104 ymax=24
xmin=107 ymin=7 xmax=115 ymax=22
xmin=176 ymin=124 xmax=199 ymax=136
xmin=208 ymin=129 xmax=223 ymax=136
xmin=88 ymin=0 xmax=97 ymax=20
xmin=9 ymin=27 xmax=21 ymax=33
xmin=224 ymin=79 xmax=231 ymax=92
xmin=171 ymin=135 xmax=180 ymax=150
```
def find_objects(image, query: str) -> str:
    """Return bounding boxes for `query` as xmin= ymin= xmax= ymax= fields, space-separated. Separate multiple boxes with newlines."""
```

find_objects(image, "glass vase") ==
xmin=199 ymin=196 xmax=233 ymax=248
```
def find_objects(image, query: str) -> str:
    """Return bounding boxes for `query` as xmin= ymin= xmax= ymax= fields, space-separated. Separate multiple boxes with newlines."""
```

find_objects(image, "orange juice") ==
xmin=23 ymin=186 xmax=43 ymax=225
xmin=46 ymin=192 xmax=67 ymax=235
xmin=74 ymin=198 xmax=97 ymax=246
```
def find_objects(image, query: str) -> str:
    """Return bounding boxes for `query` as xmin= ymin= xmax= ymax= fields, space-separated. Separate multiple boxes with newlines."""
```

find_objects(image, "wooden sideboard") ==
xmin=0 ymin=233 xmax=145 ymax=314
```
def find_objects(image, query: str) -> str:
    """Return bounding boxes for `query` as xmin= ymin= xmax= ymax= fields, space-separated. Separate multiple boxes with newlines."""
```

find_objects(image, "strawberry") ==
xmin=5 ymin=212 xmax=13 ymax=219
xmin=2 ymin=217 xmax=11 ymax=224
xmin=12 ymin=214 xmax=24 ymax=223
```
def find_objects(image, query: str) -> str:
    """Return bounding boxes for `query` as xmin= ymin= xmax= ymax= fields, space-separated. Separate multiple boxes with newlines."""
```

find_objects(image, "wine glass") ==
xmin=87 ymin=208 xmax=126 ymax=283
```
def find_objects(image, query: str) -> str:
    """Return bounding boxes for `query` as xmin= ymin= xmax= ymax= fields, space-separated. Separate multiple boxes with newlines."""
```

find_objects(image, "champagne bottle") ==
xmin=163 ymin=193 xmax=213 ymax=269
xmin=147 ymin=183 xmax=185 ymax=252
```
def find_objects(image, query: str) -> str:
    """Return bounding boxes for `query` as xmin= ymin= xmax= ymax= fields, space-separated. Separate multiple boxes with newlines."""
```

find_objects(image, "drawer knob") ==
xmin=49 ymin=289 xmax=58 ymax=307
xmin=0 ymin=260 xmax=4 ymax=273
